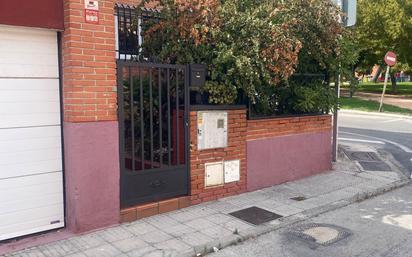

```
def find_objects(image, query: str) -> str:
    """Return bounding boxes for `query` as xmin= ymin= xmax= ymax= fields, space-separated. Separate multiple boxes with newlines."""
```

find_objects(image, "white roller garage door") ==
xmin=0 ymin=25 xmax=64 ymax=241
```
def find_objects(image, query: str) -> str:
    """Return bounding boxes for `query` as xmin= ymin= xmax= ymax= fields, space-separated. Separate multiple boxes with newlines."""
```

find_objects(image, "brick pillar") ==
xmin=189 ymin=109 xmax=247 ymax=205
xmin=62 ymin=0 xmax=120 ymax=233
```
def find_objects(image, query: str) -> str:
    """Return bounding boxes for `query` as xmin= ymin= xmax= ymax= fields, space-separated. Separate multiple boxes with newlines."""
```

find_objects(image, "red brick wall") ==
xmin=62 ymin=0 xmax=159 ymax=122
xmin=62 ymin=0 xmax=121 ymax=233
xmin=189 ymin=109 xmax=247 ymax=205
xmin=246 ymin=115 xmax=332 ymax=141
xmin=63 ymin=0 xmax=118 ymax=122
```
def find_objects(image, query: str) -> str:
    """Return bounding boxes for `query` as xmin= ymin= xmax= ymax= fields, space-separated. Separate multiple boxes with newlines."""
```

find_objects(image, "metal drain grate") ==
xmin=287 ymin=223 xmax=352 ymax=246
xmin=344 ymin=151 xmax=381 ymax=162
xmin=291 ymin=196 xmax=307 ymax=201
xmin=229 ymin=207 xmax=283 ymax=225
xmin=359 ymin=161 xmax=392 ymax=171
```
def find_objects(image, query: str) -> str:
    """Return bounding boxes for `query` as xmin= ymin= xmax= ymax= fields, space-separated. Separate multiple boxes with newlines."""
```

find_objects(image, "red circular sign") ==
xmin=384 ymin=51 xmax=397 ymax=66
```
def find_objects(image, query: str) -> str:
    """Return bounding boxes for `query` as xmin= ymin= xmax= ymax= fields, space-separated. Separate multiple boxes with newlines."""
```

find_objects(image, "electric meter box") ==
xmin=205 ymin=162 xmax=224 ymax=187
xmin=197 ymin=111 xmax=228 ymax=150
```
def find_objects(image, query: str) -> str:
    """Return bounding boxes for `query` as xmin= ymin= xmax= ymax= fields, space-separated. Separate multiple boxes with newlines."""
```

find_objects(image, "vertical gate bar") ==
xmin=129 ymin=66 xmax=135 ymax=172
xmin=176 ymin=69 xmax=180 ymax=165
xmin=167 ymin=68 xmax=171 ymax=166
xmin=184 ymin=65 xmax=190 ymax=194
xmin=117 ymin=62 xmax=125 ymax=204
xmin=149 ymin=67 xmax=154 ymax=168
xmin=116 ymin=6 xmax=120 ymax=60
xmin=140 ymin=66 xmax=145 ymax=170
xmin=158 ymin=68 xmax=163 ymax=167
xmin=128 ymin=6 xmax=133 ymax=57
xmin=122 ymin=7 xmax=127 ymax=61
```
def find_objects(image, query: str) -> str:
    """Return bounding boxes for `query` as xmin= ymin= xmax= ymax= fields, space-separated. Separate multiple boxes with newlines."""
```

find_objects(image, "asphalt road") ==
xmin=338 ymin=111 xmax=412 ymax=177
xmin=207 ymin=110 xmax=412 ymax=257
xmin=209 ymin=184 xmax=412 ymax=257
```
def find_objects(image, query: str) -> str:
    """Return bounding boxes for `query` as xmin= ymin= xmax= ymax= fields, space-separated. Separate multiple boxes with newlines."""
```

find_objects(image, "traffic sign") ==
xmin=384 ymin=51 xmax=397 ymax=67
xmin=379 ymin=51 xmax=397 ymax=112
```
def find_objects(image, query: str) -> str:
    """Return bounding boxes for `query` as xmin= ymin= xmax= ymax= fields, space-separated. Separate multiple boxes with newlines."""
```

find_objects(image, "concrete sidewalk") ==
xmin=2 ymin=144 xmax=410 ymax=257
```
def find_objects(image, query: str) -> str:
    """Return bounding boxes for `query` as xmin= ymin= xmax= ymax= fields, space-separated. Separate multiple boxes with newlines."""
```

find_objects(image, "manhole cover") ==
xmin=287 ymin=223 xmax=352 ymax=246
xmin=291 ymin=196 xmax=307 ymax=201
xmin=359 ymin=161 xmax=392 ymax=171
xmin=229 ymin=207 xmax=282 ymax=225
xmin=303 ymin=227 xmax=339 ymax=244
xmin=345 ymin=151 xmax=381 ymax=162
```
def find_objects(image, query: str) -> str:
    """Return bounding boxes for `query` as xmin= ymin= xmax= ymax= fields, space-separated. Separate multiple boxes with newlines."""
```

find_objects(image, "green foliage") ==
xmin=251 ymin=78 xmax=336 ymax=115
xmin=287 ymin=82 xmax=337 ymax=114
xmin=203 ymin=81 xmax=237 ymax=104
xmin=355 ymin=0 xmax=412 ymax=72
xmin=210 ymin=0 xmax=302 ymax=102
xmin=336 ymin=33 xmax=361 ymax=97
xmin=138 ymin=0 xmax=219 ymax=64
xmin=287 ymin=81 xmax=335 ymax=114
xmin=340 ymin=97 xmax=412 ymax=115
xmin=138 ymin=0 xmax=347 ymax=115
xmin=350 ymin=82 xmax=412 ymax=96
xmin=280 ymin=0 xmax=343 ymax=72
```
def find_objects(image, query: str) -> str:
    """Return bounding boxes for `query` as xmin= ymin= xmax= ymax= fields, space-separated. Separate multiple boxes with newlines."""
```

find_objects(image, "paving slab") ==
xmin=111 ymin=238 xmax=148 ymax=253
xmin=122 ymin=222 xmax=158 ymax=236
xmin=2 ymin=146 xmax=409 ymax=257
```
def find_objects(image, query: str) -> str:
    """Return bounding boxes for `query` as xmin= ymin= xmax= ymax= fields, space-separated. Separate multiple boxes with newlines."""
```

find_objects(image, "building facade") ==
xmin=0 ymin=0 xmax=332 ymax=245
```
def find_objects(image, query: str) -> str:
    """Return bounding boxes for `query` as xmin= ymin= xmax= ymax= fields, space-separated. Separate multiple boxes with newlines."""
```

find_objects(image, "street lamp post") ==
xmin=332 ymin=0 xmax=357 ymax=162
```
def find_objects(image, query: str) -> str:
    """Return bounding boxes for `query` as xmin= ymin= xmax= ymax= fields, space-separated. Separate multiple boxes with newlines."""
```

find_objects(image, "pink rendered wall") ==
xmin=247 ymin=131 xmax=332 ymax=191
xmin=64 ymin=121 xmax=120 ymax=233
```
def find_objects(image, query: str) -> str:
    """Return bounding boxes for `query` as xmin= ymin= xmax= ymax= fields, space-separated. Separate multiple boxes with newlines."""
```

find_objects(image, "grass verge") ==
xmin=355 ymin=82 xmax=412 ymax=96
xmin=340 ymin=97 xmax=412 ymax=116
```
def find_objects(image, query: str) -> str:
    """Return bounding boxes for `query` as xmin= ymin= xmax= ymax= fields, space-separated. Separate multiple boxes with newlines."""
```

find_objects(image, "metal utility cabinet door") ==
xmin=197 ymin=111 xmax=228 ymax=150
xmin=0 ymin=26 xmax=64 ymax=241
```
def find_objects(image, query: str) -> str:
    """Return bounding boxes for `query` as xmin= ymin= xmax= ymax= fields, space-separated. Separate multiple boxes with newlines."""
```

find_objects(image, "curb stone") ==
xmin=183 ymin=178 xmax=410 ymax=257
xmin=339 ymin=109 xmax=412 ymax=119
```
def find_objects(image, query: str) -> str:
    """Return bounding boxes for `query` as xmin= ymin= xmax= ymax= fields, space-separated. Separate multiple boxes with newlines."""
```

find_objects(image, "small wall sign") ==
xmin=84 ymin=0 xmax=99 ymax=24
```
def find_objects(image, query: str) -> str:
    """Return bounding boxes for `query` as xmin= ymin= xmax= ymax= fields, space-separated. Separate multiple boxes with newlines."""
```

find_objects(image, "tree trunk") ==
xmin=390 ymin=73 xmax=398 ymax=94
xmin=349 ymin=65 xmax=357 ymax=98
xmin=372 ymin=65 xmax=382 ymax=83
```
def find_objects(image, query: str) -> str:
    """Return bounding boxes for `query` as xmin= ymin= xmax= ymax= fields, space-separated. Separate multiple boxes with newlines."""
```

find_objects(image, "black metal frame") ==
xmin=115 ymin=4 xmax=160 ymax=61
xmin=116 ymin=4 xmax=140 ymax=59
xmin=117 ymin=61 xmax=190 ymax=208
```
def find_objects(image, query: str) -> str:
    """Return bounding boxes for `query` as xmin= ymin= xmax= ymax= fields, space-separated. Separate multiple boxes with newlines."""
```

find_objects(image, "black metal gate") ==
xmin=117 ymin=61 xmax=189 ymax=208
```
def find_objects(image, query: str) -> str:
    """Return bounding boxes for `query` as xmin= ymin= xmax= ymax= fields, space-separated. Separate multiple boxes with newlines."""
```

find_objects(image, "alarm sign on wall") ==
xmin=84 ymin=0 xmax=99 ymax=24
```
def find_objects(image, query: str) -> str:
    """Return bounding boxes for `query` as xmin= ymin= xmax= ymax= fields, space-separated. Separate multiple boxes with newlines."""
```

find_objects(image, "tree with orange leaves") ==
xmin=138 ymin=0 xmax=344 ymax=114
xmin=138 ymin=0 xmax=220 ymax=64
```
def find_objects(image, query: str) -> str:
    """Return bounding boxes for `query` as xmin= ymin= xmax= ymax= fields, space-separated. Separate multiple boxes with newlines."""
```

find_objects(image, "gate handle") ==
xmin=150 ymin=179 xmax=163 ymax=188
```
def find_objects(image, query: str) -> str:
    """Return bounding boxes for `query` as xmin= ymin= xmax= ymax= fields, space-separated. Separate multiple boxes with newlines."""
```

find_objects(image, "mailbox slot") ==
xmin=189 ymin=64 xmax=206 ymax=88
